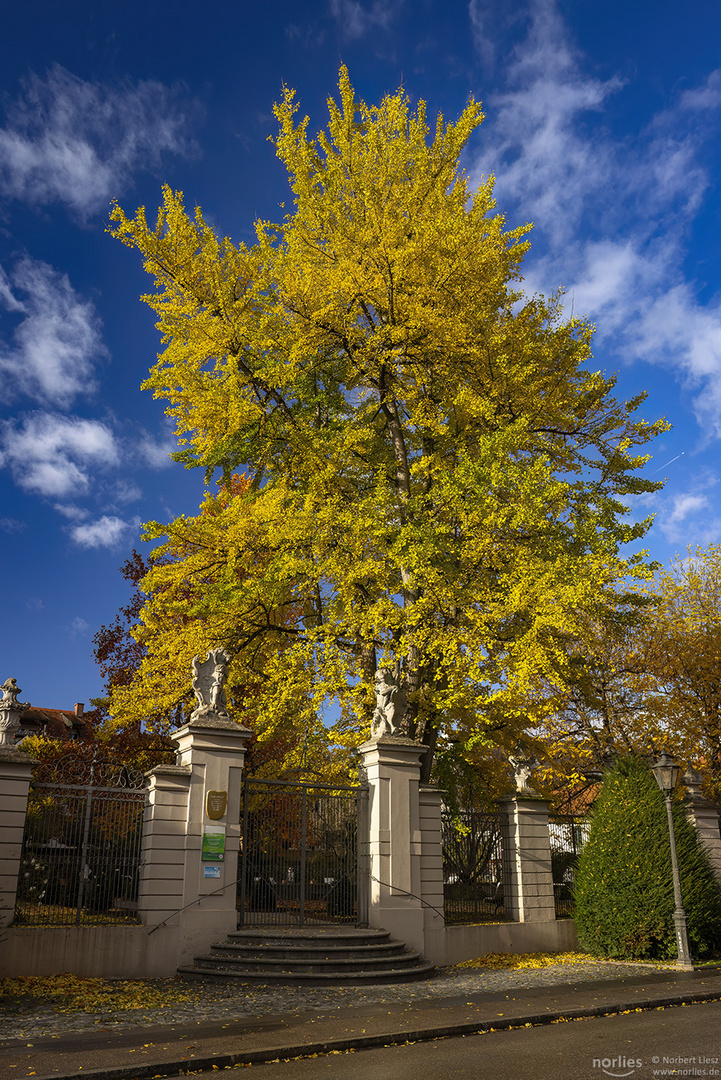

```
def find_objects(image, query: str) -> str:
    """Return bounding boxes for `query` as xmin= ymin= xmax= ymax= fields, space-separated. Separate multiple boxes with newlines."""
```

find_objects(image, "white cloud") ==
xmin=0 ymin=412 xmax=118 ymax=498
xmin=68 ymin=616 xmax=90 ymax=634
xmin=329 ymin=0 xmax=400 ymax=39
xmin=0 ymin=265 xmax=24 ymax=312
xmin=71 ymin=514 xmax=139 ymax=550
xmin=632 ymin=287 xmax=721 ymax=436
xmin=666 ymin=493 xmax=710 ymax=526
xmin=655 ymin=474 xmax=720 ymax=542
xmin=110 ymin=479 xmax=143 ymax=505
xmin=468 ymin=0 xmax=495 ymax=71
xmin=0 ymin=516 xmax=25 ymax=532
xmin=470 ymin=0 xmax=721 ymax=435
xmin=0 ymin=257 xmax=105 ymax=407
xmin=569 ymin=241 xmax=657 ymax=331
xmin=548 ymin=241 xmax=721 ymax=437
xmin=676 ymin=68 xmax=721 ymax=114
xmin=137 ymin=431 xmax=177 ymax=469
xmin=53 ymin=503 xmax=90 ymax=521
xmin=0 ymin=65 xmax=200 ymax=218
xmin=474 ymin=0 xmax=623 ymax=247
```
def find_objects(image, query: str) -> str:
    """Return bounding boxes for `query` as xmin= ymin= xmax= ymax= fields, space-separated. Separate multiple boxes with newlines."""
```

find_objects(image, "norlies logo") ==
xmin=593 ymin=1056 xmax=643 ymax=1077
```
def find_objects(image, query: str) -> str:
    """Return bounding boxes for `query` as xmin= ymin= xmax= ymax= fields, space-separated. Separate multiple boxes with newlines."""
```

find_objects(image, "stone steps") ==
xmin=179 ymin=926 xmax=435 ymax=985
xmin=207 ymin=941 xmax=405 ymax=961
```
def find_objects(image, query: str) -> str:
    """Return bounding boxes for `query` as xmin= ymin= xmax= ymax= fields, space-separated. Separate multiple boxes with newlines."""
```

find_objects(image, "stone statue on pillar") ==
xmin=682 ymin=766 xmax=704 ymax=804
xmin=509 ymin=750 xmax=537 ymax=794
xmin=190 ymin=648 xmax=231 ymax=721
xmin=370 ymin=664 xmax=408 ymax=739
xmin=0 ymin=677 xmax=30 ymax=747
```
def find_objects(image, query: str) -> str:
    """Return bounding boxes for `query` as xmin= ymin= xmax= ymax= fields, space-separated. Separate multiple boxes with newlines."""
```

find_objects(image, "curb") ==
xmin=32 ymin=987 xmax=721 ymax=1080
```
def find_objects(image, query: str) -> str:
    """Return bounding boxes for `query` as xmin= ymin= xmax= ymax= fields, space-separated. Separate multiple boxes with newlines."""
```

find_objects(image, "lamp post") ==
xmin=651 ymin=751 xmax=694 ymax=971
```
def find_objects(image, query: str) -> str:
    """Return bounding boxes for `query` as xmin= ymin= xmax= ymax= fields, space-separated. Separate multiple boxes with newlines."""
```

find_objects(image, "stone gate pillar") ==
xmin=684 ymin=769 xmax=721 ymax=884
xmin=418 ymin=784 xmax=445 ymax=935
xmin=172 ymin=716 xmax=251 ymax=964
xmin=137 ymin=764 xmax=192 ymax=937
xmin=358 ymin=735 xmax=429 ymax=954
xmin=0 ymin=747 xmax=36 ymax=929
xmin=500 ymin=794 xmax=556 ymax=923
xmin=140 ymin=715 xmax=251 ymax=968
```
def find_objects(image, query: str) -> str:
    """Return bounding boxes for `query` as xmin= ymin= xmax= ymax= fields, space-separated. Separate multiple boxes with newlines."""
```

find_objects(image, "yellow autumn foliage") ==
xmin=455 ymin=951 xmax=597 ymax=970
xmin=0 ymin=974 xmax=192 ymax=1011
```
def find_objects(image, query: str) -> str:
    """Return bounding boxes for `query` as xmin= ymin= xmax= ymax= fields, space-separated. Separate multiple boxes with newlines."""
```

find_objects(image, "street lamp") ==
xmin=651 ymin=751 xmax=694 ymax=971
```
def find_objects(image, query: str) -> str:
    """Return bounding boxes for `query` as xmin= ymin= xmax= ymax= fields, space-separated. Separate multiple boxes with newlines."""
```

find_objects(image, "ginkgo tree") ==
xmin=108 ymin=69 xmax=666 ymax=780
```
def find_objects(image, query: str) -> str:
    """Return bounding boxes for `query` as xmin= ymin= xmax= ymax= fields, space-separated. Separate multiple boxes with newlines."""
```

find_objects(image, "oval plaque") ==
xmin=206 ymin=790 xmax=228 ymax=820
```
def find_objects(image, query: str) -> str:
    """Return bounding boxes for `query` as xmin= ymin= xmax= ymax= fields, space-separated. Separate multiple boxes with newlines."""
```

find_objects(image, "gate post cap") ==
xmin=144 ymin=763 xmax=192 ymax=779
xmin=173 ymin=716 xmax=252 ymax=737
xmin=182 ymin=715 xmax=252 ymax=734
xmin=0 ymin=746 xmax=38 ymax=764
xmin=357 ymin=736 xmax=425 ymax=770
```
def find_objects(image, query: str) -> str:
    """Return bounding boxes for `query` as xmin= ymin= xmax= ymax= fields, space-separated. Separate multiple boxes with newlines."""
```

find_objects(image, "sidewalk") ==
xmin=2 ymin=964 xmax=720 ymax=1080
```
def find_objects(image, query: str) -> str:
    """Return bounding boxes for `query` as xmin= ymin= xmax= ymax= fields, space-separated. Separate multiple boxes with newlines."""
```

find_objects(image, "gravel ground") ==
xmin=0 ymin=961 xmax=649 ymax=1041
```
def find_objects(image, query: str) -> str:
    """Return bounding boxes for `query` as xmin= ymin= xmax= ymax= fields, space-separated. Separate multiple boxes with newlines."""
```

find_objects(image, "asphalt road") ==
xmin=177 ymin=999 xmax=721 ymax=1080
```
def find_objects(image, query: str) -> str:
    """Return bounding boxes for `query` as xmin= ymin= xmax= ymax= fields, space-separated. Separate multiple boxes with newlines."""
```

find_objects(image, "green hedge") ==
xmin=574 ymin=755 xmax=721 ymax=960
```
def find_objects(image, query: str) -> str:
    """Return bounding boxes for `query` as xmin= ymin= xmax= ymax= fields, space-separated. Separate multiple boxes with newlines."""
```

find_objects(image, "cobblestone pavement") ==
xmin=0 ymin=961 xmax=652 ymax=1041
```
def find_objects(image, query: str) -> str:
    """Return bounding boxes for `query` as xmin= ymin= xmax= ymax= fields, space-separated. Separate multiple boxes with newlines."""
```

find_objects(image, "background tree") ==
xmin=92 ymin=550 xmax=152 ymax=713
xmin=533 ymin=607 xmax=655 ymax=789
xmin=84 ymin=550 xmax=175 ymax=771
xmin=537 ymin=545 xmax=721 ymax=802
xmin=109 ymin=69 xmax=666 ymax=780
xmin=636 ymin=545 xmax=721 ymax=799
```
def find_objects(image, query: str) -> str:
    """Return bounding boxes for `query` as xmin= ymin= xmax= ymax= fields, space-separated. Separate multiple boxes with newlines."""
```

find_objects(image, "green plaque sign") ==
xmin=202 ymin=824 xmax=226 ymax=861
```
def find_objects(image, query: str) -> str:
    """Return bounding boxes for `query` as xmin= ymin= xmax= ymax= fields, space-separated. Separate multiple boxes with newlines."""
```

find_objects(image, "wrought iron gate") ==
xmin=442 ymin=808 xmax=512 ymax=924
xmin=238 ymin=778 xmax=367 ymax=927
xmin=549 ymin=814 xmax=590 ymax=917
xmin=15 ymin=751 xmax=145 ymax=926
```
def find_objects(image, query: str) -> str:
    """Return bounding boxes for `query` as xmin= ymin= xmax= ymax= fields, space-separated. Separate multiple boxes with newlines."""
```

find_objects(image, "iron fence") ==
xmin=15 ymin=753 xmax=146 ymax=926
xmin=238 ymin=778 xmax=365 ymax=927
xmin=549 ymin=814 xmax=590 ymax=917
xmin=442 ymin=809 xmax=511 ymax=924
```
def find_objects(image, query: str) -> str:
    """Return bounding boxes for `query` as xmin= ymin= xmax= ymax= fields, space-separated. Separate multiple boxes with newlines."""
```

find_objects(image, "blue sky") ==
xmin=2 ymin=0 xmax=720 ymax=710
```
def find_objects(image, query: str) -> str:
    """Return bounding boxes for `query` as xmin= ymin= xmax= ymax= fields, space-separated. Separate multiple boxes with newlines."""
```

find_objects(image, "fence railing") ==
xmin=14 ymin=754 xmax=146 ymax=926
xmin=442 ymin=809 xmax=511 ymax=924
xmin=549 ymin=814 xmax=590 ymax=917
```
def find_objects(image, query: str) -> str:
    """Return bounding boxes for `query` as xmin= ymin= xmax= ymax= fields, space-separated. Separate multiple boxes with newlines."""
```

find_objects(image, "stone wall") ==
xmin=0 ymin=925 xmax=179 ymax=979
xmin=424 ymin=918 xmax=579 ymax=967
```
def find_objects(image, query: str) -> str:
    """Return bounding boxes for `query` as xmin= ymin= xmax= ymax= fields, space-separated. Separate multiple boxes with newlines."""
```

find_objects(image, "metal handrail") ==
xmin=147 ymin=876 xmax=241 ymax=935
xmin=367 ymin=873 xmax=444 ymax=921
